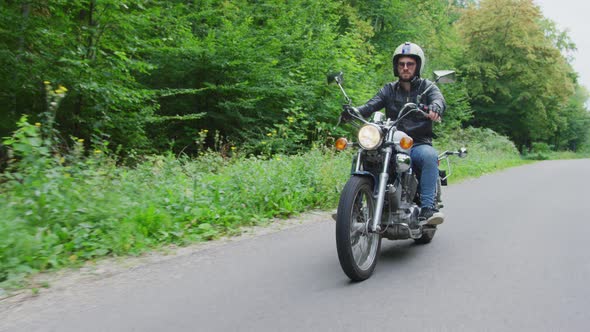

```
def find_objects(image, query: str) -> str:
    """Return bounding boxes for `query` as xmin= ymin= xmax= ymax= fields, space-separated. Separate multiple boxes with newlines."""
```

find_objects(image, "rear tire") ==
xmin=336 ymin=176 xmax=381 ymax=281
xmin=417 ymin=176 xmax=441 ymax=244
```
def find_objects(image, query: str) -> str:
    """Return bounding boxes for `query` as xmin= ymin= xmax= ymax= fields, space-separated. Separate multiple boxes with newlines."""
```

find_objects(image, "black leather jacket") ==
xmin=356 ymin=77 xmax=446 ymax=146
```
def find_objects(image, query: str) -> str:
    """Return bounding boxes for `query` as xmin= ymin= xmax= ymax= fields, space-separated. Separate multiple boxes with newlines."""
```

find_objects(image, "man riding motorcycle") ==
xmin=341 ymin=42 xmax=446 ymax=225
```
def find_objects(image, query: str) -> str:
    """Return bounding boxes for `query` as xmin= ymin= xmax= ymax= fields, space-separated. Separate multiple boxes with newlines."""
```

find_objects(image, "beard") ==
xmin=399 ymin=74 xmax=414 ymax=82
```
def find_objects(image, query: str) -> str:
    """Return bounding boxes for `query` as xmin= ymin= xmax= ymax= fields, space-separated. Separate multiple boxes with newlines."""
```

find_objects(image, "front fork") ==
xmin=370 ymin=146 xmax=393 ymax=232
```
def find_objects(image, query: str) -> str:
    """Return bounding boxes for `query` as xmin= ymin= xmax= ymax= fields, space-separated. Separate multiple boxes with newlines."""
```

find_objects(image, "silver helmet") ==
xmin=392 ymin=42 xmax=426 ymax=77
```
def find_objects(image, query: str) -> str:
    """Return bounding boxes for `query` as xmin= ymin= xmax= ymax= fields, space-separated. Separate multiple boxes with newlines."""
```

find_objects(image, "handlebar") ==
xmin=339 ymin=102 xmax=437 ymax=127
xmin=437 ymin=147 xmax=468 ymax=182
xmin=395 ymin=103 xmax=428 ymax=125
xmin=438 ymin=147 xmax=468 ymax=159
xmin=338 ymin=105 xmax=369 ymax=127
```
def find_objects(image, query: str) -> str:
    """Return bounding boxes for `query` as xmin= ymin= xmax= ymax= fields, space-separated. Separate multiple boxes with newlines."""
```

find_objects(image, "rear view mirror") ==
xmin=327 ymin=71 xmax=344 ymax=85
xmin=433 ymin=70 xmax=456 ymax=84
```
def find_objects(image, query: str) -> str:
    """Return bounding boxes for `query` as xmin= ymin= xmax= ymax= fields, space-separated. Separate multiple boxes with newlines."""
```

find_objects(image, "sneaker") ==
xmin=419 ymin=207 xmax=444 ymax=225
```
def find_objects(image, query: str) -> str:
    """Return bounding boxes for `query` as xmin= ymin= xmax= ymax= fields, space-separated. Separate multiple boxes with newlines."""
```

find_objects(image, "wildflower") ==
xmin=55 ymin=85 xmax=68 ymax=94
xmin=34 ymin=122 xmax=41 ymax=127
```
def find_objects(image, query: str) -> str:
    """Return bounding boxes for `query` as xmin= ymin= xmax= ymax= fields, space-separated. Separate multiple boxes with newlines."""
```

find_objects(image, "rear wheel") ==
xmin=336 ymin=176 xmax=381 ymax=281
xmin=416 ymin=177 xmax=441 ymax=244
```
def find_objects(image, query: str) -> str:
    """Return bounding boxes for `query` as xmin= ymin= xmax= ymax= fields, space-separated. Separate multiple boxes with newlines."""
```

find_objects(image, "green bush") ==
xmin=435 ymin=127 xmax=527 ymax=182
xmin=522 ymin=142 xmax=552 ymax=160
xmin=0 ymin=117 xmax=351 ymax=288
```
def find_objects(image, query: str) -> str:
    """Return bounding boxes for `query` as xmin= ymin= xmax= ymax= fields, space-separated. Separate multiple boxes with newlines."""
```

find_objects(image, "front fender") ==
xmin=350 ymin=171 xmax=378 ymax=196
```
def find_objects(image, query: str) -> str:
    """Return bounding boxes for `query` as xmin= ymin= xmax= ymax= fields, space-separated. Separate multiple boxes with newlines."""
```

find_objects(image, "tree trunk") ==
xmin=86 ymin=0 xmax=97 ymax=61
xmin=18 ymin=2 xmax=30 ymax=53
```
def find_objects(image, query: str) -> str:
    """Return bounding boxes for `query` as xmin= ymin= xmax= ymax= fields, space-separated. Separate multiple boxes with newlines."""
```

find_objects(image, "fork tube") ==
xmin=354 ymin=149 xmax=363 ymax=172
xmin=371 ymin=146 xmax=392 ymax=232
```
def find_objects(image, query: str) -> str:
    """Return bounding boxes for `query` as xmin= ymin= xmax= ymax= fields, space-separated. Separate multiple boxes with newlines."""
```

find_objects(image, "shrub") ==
xmin=0 ymin=118 xmax=350 ymax=288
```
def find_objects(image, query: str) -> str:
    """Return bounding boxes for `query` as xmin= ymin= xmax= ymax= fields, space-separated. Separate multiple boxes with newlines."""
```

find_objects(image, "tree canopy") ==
xmin=0 ymin=0 xmax=587 ymax=157
xmin=457 ymin=0 xmax=587 ymax=150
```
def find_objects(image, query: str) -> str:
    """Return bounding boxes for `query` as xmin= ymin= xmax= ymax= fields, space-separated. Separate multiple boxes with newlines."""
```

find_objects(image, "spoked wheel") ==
xmin=336 ymin=176 xmax=381 ymax=281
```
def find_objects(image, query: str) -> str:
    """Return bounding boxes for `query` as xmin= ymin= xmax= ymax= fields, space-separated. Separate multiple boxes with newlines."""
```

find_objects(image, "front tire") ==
xmin=336 ymin=176 xmax=381 ymax=281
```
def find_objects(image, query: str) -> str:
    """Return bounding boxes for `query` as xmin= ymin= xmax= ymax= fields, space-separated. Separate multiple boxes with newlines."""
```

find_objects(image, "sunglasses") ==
xmin=398 ymin=61 xmax=416 ymax=68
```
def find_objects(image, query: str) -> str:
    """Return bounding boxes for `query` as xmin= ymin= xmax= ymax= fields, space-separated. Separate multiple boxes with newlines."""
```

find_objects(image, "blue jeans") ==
xmin=410 ymin=144 xmax=438 ymax=208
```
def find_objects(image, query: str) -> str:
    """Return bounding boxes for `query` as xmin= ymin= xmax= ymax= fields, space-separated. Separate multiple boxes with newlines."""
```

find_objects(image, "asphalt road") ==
xmin=1 ymin=159 xmax=590 ymax=332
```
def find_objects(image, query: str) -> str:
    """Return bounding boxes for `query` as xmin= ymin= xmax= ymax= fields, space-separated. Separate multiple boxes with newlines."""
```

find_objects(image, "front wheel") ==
xmin=336 ymin=176 xmax=381 ymax=281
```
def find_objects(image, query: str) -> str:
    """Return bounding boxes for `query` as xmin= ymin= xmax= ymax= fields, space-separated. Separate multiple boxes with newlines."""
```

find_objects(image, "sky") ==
xmin=535 ymin=0 xmax=590 ymax=93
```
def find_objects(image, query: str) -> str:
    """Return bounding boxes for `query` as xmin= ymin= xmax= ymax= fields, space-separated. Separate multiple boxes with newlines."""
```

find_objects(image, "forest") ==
xmin=1 ymin=0 xmax=588 ymax=159
xmin=1 ymin=0 xmax=589 ymax=288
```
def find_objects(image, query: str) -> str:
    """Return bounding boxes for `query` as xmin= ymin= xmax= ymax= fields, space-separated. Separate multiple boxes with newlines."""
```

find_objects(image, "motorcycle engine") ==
xmin=402 ymin=172 xmax=419 ymax=204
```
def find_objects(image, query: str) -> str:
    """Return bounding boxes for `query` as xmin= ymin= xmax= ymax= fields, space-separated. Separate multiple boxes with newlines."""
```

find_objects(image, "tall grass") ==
xmin=0 ymin=119 xmax=353 ymax=288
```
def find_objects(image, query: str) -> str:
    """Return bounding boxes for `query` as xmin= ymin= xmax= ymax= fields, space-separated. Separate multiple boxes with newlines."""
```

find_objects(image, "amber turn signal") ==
xmin=400 ymin=136 xmax=413 ymax=150
xmin=335 ymin=137 xmax=348 ymax=151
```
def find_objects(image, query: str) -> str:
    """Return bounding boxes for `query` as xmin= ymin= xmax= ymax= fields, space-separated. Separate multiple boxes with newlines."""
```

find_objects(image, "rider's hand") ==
xmin=418 ymin=104 xmax=430 ymax=114
xmin=340 ymin=105 xmax=358 ymax=123
xmin=426 ymin=111 xmax=441 ymax=122
xmin=425 ymin=104 xmax=441 ymax=122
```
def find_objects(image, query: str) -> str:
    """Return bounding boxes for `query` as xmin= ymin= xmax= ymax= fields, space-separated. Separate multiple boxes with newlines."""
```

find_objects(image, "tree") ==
xmin=456 ymin=0 xmax=576 ymax=150
xmin=0 ymin=0 xmax=384 ymax=155
xmin=553 ymin=85 xmax=590 ymax=151
xmin=141 ymin=0 xmax=379 ymax=154
xmin=0 ymin=1 xmax=198 ymax=152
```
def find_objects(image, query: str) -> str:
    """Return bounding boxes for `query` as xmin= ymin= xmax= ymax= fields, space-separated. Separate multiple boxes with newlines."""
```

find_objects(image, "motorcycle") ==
xmin=328 ymin=70 xmax=467 ymax=281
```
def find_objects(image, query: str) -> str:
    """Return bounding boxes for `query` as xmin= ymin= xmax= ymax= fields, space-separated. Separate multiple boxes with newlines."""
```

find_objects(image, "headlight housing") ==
xmin=357 ymin=124 xmax=383 ymax=150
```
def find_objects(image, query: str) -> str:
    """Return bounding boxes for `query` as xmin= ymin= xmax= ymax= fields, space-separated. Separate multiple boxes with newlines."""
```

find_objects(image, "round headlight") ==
xmin=357 ymin=124 xmax=383 ymax=150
